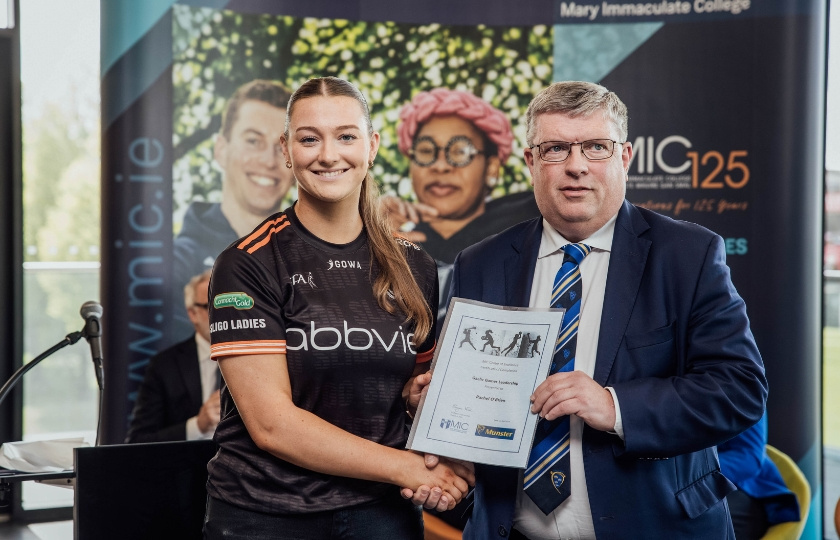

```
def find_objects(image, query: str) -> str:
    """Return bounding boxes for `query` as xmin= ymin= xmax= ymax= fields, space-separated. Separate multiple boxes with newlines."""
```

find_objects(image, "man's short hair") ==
xmin=525 ymin=81 xmax=628 ymax=146
xmin=220 ymin=80 xmax=293 ymax=140
xmin=184 ymin=270 xmax=212 ymax=311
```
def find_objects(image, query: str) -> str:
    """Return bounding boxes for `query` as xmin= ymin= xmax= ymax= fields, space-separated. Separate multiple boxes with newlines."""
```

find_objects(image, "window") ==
xmin=19 ymin=0 xmax=100 ymax=513
xmin=825 ymin=3 xmax=840 ymax=538
xmin=0 ymin=0 xmax=12 ymax=29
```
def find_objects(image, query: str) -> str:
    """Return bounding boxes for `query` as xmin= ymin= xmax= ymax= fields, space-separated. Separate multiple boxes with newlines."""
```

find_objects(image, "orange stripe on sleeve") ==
xmin=210 ymin=340 xmax=286 ymax=359
xmin=237 ymin=215 xmax=288 ymax=251
xmin=246 ymin=221 xmax=291 ymax=254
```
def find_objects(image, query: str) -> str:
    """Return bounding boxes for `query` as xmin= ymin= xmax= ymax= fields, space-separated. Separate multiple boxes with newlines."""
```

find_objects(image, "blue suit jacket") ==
xmin=453 ymin=201 xmax=767 ymax=539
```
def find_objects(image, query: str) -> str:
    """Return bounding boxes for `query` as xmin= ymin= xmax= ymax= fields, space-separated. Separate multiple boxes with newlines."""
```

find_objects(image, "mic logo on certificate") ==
xmin=407 ymin=298 xmax=566 ymax=468
xmin=440 ymin=418 xmax=470 ymax=433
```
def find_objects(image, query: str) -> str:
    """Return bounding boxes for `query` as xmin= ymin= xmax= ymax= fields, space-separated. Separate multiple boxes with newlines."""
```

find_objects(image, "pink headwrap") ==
xmin=397 ymin=88 xmax=514 ymax=164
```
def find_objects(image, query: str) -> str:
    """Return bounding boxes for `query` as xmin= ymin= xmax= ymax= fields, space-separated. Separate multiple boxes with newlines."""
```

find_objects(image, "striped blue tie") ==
xmin=523 ymin=243 xmax=591 ymax=514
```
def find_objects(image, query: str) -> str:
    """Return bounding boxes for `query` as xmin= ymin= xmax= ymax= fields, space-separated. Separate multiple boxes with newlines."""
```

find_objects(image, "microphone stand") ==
xmin=0 ymin=326 xmax=104 ymax=445
xmin=0 ymin=331 xmax=84 ymax=408
xmin=0 ymin=327 xmax=105 ymax=507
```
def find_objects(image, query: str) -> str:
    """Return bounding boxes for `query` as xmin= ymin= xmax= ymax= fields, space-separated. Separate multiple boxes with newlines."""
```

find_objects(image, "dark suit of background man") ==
xmin=452 ymin=81 xmax=767 ymax=539
xmin=126 ymin=270 xmax=221 ymax=443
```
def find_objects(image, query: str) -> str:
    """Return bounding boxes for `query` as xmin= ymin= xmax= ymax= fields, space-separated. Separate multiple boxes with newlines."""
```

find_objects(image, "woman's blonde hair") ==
xmin=285 ymin=77 xmax=433 ymax=344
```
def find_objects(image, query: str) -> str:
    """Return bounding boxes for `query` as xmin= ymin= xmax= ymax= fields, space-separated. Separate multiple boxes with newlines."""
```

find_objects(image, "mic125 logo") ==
xmin=629 ymin=135 xmax=749 ymax=190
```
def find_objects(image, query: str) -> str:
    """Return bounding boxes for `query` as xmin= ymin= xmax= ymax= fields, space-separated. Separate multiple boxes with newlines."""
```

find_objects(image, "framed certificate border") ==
xmin=407 ymin=298 xmax=565 ymax=468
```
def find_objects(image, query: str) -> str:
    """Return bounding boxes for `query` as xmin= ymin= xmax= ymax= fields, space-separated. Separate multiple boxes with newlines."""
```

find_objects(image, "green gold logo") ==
xmin=213 ymin=292 xmax=254 ymax=310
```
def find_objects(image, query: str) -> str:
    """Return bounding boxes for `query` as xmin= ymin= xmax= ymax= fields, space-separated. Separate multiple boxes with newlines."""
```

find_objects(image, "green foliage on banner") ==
xmin=171 ymin=6 xmax=553 ymax=227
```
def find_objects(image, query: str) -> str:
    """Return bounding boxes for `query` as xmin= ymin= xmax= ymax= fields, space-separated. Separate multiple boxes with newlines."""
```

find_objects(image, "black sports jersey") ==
xmin=206 ymin=205 xmax=438 ymax=515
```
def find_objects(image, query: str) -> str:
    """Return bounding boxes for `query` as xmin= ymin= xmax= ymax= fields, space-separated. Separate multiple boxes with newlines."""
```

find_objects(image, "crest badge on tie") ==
xmin=551 ymin=471 xmax=566 ymax=493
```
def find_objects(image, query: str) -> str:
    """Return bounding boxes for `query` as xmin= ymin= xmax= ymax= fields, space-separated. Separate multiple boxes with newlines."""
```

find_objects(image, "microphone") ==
xmin=80 ymin=301 xmax=104 ymax=390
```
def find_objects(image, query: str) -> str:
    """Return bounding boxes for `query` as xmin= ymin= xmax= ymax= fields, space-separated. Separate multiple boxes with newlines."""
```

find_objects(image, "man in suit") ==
xmin=126 ymin=270 xmax=220 ymax=443
xmin=445 ymin=81 xmax=767 ymax=539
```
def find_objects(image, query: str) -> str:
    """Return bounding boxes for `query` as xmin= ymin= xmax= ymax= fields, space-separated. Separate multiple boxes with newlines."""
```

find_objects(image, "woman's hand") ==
xmin=405 ymin=371 xmax=432 ymax=417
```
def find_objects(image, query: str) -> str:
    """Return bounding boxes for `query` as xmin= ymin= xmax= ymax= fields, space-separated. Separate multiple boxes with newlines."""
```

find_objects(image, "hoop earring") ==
xmin=368 ymin=160 xmax=374 ymax=168
xmin=285 ymin=161 xmax=292 ymax=169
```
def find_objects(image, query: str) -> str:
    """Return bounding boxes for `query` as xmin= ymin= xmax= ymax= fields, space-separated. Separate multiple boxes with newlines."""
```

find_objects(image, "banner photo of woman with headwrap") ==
xmin=389 ymin=88 xmax=539 ymax=264
xmin=382 ymin=88 xmax=541 ymax=322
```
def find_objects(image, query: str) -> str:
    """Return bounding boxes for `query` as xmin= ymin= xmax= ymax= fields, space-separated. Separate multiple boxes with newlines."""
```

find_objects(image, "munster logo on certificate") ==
xmin=407 ymin=298 xmax=566 ymax=468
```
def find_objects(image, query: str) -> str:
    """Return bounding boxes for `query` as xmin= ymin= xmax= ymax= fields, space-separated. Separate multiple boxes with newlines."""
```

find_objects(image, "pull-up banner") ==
xmin=102 ymin=1 xmax=826 ymax=535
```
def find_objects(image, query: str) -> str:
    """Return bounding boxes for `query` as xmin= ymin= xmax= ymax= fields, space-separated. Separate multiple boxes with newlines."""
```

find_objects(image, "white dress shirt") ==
xmin=513 ymin=215 xmax=624 ymax=540
xmin=185 ymin=332 xmax=217 ymax=440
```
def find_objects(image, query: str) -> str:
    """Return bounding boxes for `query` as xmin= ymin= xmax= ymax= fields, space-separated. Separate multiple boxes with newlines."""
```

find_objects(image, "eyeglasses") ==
xmin=409 ymin=135 xmax=485 ymax=168
xmin=193 ymin=302 xmax=209 ymax=310
xmin=530 ymin=139 xmax=620 ymax=162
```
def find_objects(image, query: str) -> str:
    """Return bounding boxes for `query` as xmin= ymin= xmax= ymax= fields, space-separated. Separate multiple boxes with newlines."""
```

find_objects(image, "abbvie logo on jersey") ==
xmin=286 ymin=321 xmax=417 ymax=354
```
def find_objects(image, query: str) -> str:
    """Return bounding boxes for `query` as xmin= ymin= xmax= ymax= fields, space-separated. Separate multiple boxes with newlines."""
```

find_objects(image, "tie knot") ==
xmin=563 ymin=243 xmax=591 ymax=266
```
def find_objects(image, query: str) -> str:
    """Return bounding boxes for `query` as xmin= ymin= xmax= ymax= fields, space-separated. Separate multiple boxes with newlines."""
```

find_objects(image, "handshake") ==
xmin=400 ymin=371 xmax=475 ymax=511
xmin=400 ymin=452 xmax=475 ymax=512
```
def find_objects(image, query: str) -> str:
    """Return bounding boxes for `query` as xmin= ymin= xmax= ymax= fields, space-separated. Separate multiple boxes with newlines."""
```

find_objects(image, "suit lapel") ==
xmin=504 ymin=218 xmax=543 ymax=307
xmin=592 ymin=202 xmax=651 ymax=385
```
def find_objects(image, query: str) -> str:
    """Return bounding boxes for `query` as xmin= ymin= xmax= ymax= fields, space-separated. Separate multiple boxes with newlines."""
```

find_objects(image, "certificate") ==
xmin=407 ymin=298 xmax=566 ymax=468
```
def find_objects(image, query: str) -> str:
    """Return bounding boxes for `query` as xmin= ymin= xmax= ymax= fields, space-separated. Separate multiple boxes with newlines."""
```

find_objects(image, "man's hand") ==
xmin=530 ymin=371 xmax=616 ymax=431
xmin=196 ymin=389 xmax=221 ymax=434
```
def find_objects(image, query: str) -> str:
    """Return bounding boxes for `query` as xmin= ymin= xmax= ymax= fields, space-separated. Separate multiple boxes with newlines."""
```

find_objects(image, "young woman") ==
xmin=203 ymin=77 xmax=472 ymax=540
